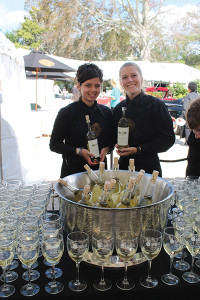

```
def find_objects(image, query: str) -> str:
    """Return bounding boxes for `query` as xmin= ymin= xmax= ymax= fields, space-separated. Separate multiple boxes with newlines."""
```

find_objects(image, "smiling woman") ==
xmin=112 ymin=62 xmax=175 ymax=177
xmin=49 ymin=63 xmax=114 ymax=178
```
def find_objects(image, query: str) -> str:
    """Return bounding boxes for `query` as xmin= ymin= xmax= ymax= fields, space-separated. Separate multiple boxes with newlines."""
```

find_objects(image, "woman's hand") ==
xmin=81 ymin=148 xmax=99 ymax=165
xmin=115 ymin=144 xmax=137 ymax=156
xmin=100 ymin=147 xmax=109 ymax=162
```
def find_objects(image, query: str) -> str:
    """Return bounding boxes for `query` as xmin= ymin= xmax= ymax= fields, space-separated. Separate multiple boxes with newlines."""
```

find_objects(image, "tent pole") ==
xmin=36 ymin=67 xmax=38 ymax=111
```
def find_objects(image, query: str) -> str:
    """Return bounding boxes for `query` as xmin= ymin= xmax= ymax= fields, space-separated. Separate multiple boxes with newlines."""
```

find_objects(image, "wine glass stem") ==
xmin=100 ymin=263 xmax=105 ymax=284
xmin=27 ymin=267 xmax=32 ymax=286
xmin=52 ymin=264 xmax=56 ymax=282
xmin=124 ymin=262 xmax=128 ymax=283
xmin=191 ymin=255 xmax=195 ymax=273
xmin=169 ymin=255 xmax=174 ymax=274
xmin=2 ymin=267 xmax=7 ymax=288
xmin=75 ymin=262 xmax=80 ymax=284
xmin=147 ymin=259 xmax=152 ymax=279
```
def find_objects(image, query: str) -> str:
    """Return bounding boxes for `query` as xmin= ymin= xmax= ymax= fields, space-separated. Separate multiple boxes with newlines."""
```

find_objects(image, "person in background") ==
xmin=179 ymin=81 xmax=199 ymax=142
xmin=110 ymin=79 xmax=121 ymax=111
xmin=54 ymin=83 xmax=61 ymax=98
xmin=49 ymin=63 xmax=113 ymax=178
xmin=112 ymin=62 xmax=175 ymax=177
xmin=185 ymin=97 xmax=200 ymax=178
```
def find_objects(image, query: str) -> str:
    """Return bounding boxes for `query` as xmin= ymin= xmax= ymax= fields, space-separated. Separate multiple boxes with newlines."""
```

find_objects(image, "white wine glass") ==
xmin=42 ymin=233 xmax=64 ymax=294
xmin=139 ymin=229 xmax=162 ymax=288
xmin=173 ymin=215 xmax=190 ymax=271
xmin=17 ymin=235 xmax=40 ymax=296
xmin=183 ymin=232 xmax=200 ymax=283
xmin=19 ymin=225 xmax=40 ymax=282
xmin=92 ymin=231 xmax=114 ymax=291
xmin=42 ymin=222 xmax=63 ymax=279
xmin=0 ymin=234 xmax=15 ymax=297
xmin=67 ymin=231 xmax=89 ymax=292
xmin=161 ymin=227 xmax=183 ymax=285
xmin=115 ymin=231 xmax=138 ymax=290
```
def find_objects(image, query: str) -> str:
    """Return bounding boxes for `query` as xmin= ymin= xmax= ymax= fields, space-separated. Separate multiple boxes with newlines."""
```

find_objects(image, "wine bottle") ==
xmin=112 ymin=157 xmax=123 ymax=193
xmin=58 ymin=178 xmax=82 ymax=202
xmin=117 ymin=107 xmax=129 ymax=149
xmin=84 ymin=164 xmax=99 ymax=185
xmin=78 ymin=184 xmax=91 ymax=206
xmin=123 ymin=158 xmax=135 ymax=189
xmin=116 ymin=179 xmax=133 ymax=208
xmin=95 ymin=181 xmax=114 ymax=208
xmin=107 ymin=179 xmax=116 ymax=208
xmin=91 ymin=162 xmax=105 ymax=205
xmin=129 ymin=159 xmax=135 ymax=177
xmin=136 ymin=170 xmax=159 ymax=207
xmin=85 ymin=115 xmax=100 ymax=163
xmin=130 ymin=171 xmax=145 ymax=207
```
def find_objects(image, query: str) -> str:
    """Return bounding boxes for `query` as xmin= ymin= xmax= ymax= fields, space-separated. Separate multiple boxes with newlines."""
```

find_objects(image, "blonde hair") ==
xmin=119 ymin=62 xmax=142 ymax=77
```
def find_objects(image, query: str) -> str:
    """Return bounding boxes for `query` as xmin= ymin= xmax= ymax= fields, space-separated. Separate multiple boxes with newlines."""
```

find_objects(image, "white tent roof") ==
xmin=49 ymin=56 xmax=200 ymax=84
xmin=17 ymin=48 xmax=200 ymax=84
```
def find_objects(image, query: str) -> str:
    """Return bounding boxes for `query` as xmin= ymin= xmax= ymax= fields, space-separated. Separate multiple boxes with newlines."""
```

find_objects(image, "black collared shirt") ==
xmin=112 ymin=91 xmax=175 ymax=175
xmin=50 ymin=99 xmax=114 ymax=176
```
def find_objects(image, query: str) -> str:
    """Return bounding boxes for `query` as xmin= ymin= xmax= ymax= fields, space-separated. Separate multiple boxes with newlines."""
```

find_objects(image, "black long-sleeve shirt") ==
xmin=50 ymin=99 xmax=114 ymax=177
xmin=112 ymin=91 xmax=175 ymax=176
xmin=186 ymin=131 xmax=200 ymax=177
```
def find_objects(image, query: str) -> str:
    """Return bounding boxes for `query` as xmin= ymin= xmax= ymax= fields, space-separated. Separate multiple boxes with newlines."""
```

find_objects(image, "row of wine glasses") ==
xmin=168 ymin=176 xmax=200 ymax=284
xmin=0 ymin=210 xmax=64 ymax=297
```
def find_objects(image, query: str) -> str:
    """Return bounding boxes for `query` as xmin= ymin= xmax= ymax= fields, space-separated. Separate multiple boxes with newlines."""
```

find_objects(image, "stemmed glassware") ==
xmin=139 ymin=229 xmax=162 ymax=288
xmin=173 ymin=214 xmax=190 ymax=271
xmin=0 ymin=233 xmax=15 ymax=297
xmin=182 ymin=232 xmax=200 ymax=283
xmin=42 ymin=221 xmax=63 ymax=279
xmin=41 ymin=233 xmax=64 ymax=294
xmin=67 ymin=231 xmax=89 ymax=292
xmin=17 ymin=234 xmax=40 ymax=296
xmin=161 ymin=226 xmax=183 ymax=285
xmin=115 ymin=231 xmax=138 ymax=290
xmin=0 ymin=217 xmax=19 ymax=283
xmin=92 ymin=231 xmax=114 ymax=291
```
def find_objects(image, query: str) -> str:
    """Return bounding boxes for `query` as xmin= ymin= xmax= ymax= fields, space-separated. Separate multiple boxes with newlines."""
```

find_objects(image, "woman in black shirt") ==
xmin=113 ymin=62 xmax=175 ymax=177
xmin=50 ymin=63 xmax=113 ymax=178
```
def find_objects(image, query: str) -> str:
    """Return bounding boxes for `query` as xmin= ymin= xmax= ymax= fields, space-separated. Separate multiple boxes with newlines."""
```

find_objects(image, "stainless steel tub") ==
xmin=55 ymin=170 xmax=174 ymax=267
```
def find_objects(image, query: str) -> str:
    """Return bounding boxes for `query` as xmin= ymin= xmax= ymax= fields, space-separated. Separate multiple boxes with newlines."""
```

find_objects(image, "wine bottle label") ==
xmin=88 ymin=139 xmax=100 ymax=158
xmin=117 ymin=127 xmax=129 ymax=146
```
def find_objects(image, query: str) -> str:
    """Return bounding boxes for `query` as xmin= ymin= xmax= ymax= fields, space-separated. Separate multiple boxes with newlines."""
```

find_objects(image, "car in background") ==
xmin=146 ymin=87 xmax=183 ymax=133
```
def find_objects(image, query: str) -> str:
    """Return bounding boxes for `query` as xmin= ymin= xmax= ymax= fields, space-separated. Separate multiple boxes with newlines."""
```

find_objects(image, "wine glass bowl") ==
xmin=67 ymin=231 xmax=89 ymax=292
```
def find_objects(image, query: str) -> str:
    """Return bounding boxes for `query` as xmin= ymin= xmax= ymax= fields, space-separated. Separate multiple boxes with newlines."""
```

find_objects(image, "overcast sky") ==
xmin=0 ymin=0 xmax=200 ymax=33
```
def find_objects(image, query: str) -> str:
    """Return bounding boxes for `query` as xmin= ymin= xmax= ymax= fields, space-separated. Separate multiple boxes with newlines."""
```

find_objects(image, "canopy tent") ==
xmin=18 ymin=48 xmax=200 ymax=84
xmin=0 ymin=32 xmax=34 ymax=181
xmin=49 ymin=55 xmax=200 ymax=84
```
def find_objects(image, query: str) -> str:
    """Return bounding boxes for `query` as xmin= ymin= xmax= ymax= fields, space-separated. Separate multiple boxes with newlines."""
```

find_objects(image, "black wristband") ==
xmin=137 ymin=146 xmax=141 ymax=154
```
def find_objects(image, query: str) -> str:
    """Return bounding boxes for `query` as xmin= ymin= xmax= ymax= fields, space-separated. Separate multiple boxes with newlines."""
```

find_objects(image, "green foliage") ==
xmin=6 ymin=16 xmax=45 ymax=50
xmin=167 ymin=83 xmax=188 ymax=98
